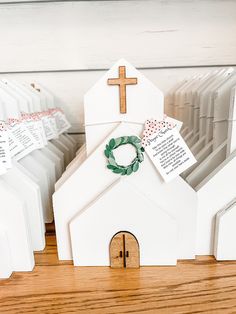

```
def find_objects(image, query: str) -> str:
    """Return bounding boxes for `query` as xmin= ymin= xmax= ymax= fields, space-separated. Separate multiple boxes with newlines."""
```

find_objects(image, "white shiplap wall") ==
xmin=0 ymin=0 xmax=235 ymax=134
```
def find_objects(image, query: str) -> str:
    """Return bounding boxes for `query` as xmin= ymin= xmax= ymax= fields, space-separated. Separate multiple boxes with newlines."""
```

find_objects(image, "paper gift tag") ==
xmin=7 ymin=118 xmax=38 ymax=161
xmin=30 ymin=83 xmax=70 ymax=135
xmin=142 ymin=116 xmax=182 ymax=147
xmin=50 ymin=108 xmax=71 ymax=135
xmin=0 ymin=121 xmax=11 ymax=170
xmin=21 ymin=113 xmax=46 ymax=149
xmin=165 ymin=116 xmax=183 ymax=131
xmin=8 ymin=129 xmax=25 ymax=158
xmin=143 ymin=119 xmax=196 ymax=182
xmin=39 ymin=111 xmax=58 ymax=140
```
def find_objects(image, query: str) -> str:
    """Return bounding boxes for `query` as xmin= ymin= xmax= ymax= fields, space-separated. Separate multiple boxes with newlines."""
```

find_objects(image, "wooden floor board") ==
xmin=1 ymin=234 xmax=236 ymax=313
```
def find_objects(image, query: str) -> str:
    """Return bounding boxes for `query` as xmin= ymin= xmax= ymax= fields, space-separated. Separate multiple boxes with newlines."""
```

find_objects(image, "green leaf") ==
xmin=121 ymin=168 xmax=127 ymax=175
xmin=132 ymin=161 xmax=139 ymax=172
xmin=108 ymin=157 xmax=117 ymax=166
xmin=114 ymin=137 xmax=122 ymax=146
xmin=109 ymin=138 xmax=116 ymax=149
xmin=107 ymin=165 xmax=116 ymax=170
xmin=135 ymin=143 xmax=142 ymax=149
xmin=138 ymin=153 xmax=144 ymax=162
xmin=126 ymin=166 xmax=133 ymax=175
xmin=104 ymin=149 xmax=110 ymax=158
xmin=112 ymin=168 xmax=123 ymax=174
xmin=120 ymin=136 xmax=128 ymax=144
xmin=130 ymin=136 xmax=141 ymax=143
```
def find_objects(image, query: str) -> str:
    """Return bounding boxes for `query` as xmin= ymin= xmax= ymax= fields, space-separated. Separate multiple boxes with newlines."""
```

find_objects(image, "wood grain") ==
xmin=1 ymin=228 xmax=236 ymax=313
xmin=0 ymin=0 xmax=236 ymax=72
xmin=108 ymin=66 xmax=137 ymax=114
xmin=110 ymin=232 xmax=140 ymax=268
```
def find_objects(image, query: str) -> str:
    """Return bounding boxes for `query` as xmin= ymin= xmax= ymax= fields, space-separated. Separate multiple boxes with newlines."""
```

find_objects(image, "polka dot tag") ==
xmin=142 ymin=117 xmax=176 ymax=147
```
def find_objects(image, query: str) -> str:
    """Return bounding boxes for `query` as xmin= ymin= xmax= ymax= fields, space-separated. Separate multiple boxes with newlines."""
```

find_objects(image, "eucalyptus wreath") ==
xmin=104 ymin=135 xmax=145 ymax=175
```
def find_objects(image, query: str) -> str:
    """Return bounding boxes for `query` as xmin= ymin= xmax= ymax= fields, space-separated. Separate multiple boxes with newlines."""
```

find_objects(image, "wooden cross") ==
xmin=107 ymin=66 xmax=137 ymax=114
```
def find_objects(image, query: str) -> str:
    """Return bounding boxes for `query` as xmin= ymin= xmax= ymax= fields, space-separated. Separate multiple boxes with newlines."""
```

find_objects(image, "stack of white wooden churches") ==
xmin=1 ymin=59 xmax=236 ymax=278
xmin=0 ymin=80 xmax=77 ymax=278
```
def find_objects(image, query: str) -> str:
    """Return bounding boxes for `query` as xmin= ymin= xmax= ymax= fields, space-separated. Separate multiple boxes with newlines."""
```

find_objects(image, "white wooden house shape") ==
xmin=196 ymin=83 xmax=236 ymax=259
xmin=166 ymin=70 xmax=236 ymax=260
xmin=53 ymin=59 xmax=198 ymax=266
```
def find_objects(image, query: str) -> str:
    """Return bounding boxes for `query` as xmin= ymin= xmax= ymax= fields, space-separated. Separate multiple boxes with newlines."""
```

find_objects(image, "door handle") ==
xmin=126 ymin=251 xmax=129 ymax=258
xmin=119 ymin=251 xmax=123 ymax=258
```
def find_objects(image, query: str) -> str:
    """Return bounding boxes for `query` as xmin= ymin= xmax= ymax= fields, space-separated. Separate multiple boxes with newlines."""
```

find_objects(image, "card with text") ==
xmin=144 ymin=127 xmax=196 ymax=182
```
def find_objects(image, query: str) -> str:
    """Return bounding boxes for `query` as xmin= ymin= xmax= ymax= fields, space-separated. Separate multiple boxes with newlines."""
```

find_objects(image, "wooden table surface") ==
xmin=1 ymin=227 xmax=236 ymax=314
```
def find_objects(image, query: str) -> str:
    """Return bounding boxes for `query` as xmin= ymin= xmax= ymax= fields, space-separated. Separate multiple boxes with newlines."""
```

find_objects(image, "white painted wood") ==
xmin=62 ymin=134 xmax=77 ymax=156
xmin=51 ymin=139 xmax=71 ymax=166
xmin=227 ymin=86 xmax=236 ymax=155
xmin=184 ymin=140 xmax=213 ymax=181
xmin=181 ymin=74 xmax=209 ymax=131
xmin=214 ymin=199 xmax=236 ymax=260
xmin=64 ymin=134 xmax=77 ymax=146
xmin=2 ymin=166 xmax=45 ymax=251
xmin=58 ymin=134 xmax=75 ymax=161
xmin=196 ymin=150 xmax=236 ymax=255
xmin=186 ymin=132 xmax=199 ymax=148
xmin=19 ymin=155 xmax=52 ymax=223
xmin=84 ymin=59 xmax=164 ymax=125
xmin=0 ymin=226 xmax=12 ymax=279
xmin=191 ymin=136 xmax=206 ymax=156
xmin=0 ymin=1 xmax=235 ymax=72
xmin=67 ymin=144 xmax=86 ymax=169
xmin=85 ymin=123 xmax=119 ymax=156
xmin=165 ymin=79 xmax=188 ymax=120
xmin=41 ymin=146 xmax=63 ymax=180
xmin=205 ymin=70 xmax=235 ymax=144
xmin=0 ymin=0 xmax=48 ymax=2
xmin=0 ymin=178 xmax=34 ymax=271
xmin=1 ymin=67 xmax=222 ymax=132
xmin=193 ymin=71 xmax=221 ymax=136
xmin=0 ymin=81 xmax=30 ymax=113
xmin=47 ymin=141 xmax=65 ymax=170
xmin=70 ymin=179 xmax=178 ymax=266
xmin=55 ymin=144 xmax=86 ymax=191
xmin=184 ymin=69 xmax=233 ymax=145
xmin=0 ymin=84 xmax=20 ymax=118
xmin=186 ymin=140 xmax=227 ymax=189
xmin=30 ymin=150 xmax=56 ymax=206
xmin=53 ymin=122 xmax=197 ymax=261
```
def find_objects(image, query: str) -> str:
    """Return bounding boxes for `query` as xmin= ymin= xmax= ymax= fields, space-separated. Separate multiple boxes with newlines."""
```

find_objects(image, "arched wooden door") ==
xmin=109 ymin=231 xmax=140 ymax=268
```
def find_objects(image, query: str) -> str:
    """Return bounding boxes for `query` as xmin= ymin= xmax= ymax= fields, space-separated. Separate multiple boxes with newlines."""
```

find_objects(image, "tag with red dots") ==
xmin=142 ymin=116 xmax=196 ymax=182
xmin=142 ymin=116 xmax=182 ymax=147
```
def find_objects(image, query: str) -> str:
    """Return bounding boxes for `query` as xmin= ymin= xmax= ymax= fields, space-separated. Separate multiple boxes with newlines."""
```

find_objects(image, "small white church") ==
xmin=53 ymin=59 xmax=236 ymax=267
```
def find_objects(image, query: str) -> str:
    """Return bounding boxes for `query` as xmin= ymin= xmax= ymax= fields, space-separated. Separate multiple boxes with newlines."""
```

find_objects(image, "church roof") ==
xmin=84 ymin=59 xmax=164 ymax=125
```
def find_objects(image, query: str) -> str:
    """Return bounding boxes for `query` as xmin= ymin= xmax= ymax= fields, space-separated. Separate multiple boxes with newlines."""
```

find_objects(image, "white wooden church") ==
xmin=53 ymin=59 xmax=236 ymax=267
